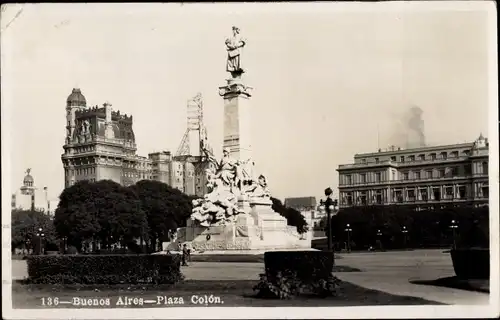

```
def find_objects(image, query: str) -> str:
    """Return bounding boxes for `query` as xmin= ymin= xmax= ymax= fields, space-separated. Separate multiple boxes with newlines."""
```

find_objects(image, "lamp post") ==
xmin=36 ymin=227 xmax=44 ymax=255
xmin=402 ymin=226 xmax=408 ymax=249
xmin=319 ymin=187 xmax=338 ymax=252
xmin=345 ymin=224 xmax=353 ymax=252
xmin=376 ymin=229 xmax=382 ymax=250
xmin=449 ymin=220 xmax=459 ymax=249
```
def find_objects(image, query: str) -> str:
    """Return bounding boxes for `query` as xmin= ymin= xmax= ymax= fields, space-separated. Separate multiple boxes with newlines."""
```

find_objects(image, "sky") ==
xmin=1 ymin=2 xmax=495 ymax=202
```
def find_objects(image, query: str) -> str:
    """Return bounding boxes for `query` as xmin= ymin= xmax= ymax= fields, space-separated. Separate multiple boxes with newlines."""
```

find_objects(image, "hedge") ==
xmin=450 ymin=248 xmax=490 ymax=280
xmin=254 ymin=251 xmax=338 ymax=299
xmin=26 ymin=254 xmax=183 ymax=285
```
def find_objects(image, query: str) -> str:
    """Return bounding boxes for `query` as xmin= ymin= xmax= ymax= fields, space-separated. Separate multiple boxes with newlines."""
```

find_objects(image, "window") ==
xmin=418 ymin=154 xmax=426 ymax=161
xmin=438 ymin=169 xmax=445 ymax=178
xmin=458 ymin=186 xmax=466 ymax=199
xmin=481 ymin=186 xmax=489 ymax=198
xmin=394 ymin=190 xmax=403 ymax=203
xmin=374 ymin=191 xmax=382 ymax=204
xmin=451 ymin=167 xmax=459 ymax=176
xmin=408 ymin=155 xmax=415 ymax=162
xmin=360 ymin=192 xmax=367 ymax=205
xmin=402 ymin=172 xmax=409 ymax=180
xmin=345 ymin=175 xmax=352 ymax=185
xmin=445 ymin=186 xmax=454 ymax=199
xmin=441 ymin=152 xmax=448 ymax=160
xmin=433 ymin=187 xmax=441 ymax=201
xmin=400 ymin=156 xmax=405 ymax=162
xmin=360 ymin=173 xmax=366 ymax=184
xmin=420 ymin=188 xmax=428 ymax=201
xmin=482 ymin=162 xmax=488 ymax=175
xmin=425 ymin=170 xmax=432 ymax=179
xmin=407 ymin=189 xmax=416 ymax=201
xmin=414 ymin=171 xmax=421 ymax=180
xmin=361 ymin=159 xmax=366 ymax=164
xmin=390 ymin=156 xmax=396 ymax=162
xmin=375 ymin=158 xmax=379 ymax=164
xmin=346 ymin=192 xmax=353 ymax=206
xmin=375 ymin=172 xmax=381 ymax=182
xmin=451 ymin=151 xmax=459 ymax=158
xmin=430 ymin=153 xmax=437 ymax=160
xmin=464 ymin=164 xmax=472 ymax=175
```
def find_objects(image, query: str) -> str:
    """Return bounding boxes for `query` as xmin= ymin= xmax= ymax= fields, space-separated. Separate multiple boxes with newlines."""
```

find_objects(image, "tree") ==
xmin=270 ymin=197 xmax=309 ymax=234
xmin=54 ymin=180 xmax=147 ymax=252
xmin=129 ymin=180 xmax=194 ymax=251
xmin=11 ymin=208 xmax=56 ymax=253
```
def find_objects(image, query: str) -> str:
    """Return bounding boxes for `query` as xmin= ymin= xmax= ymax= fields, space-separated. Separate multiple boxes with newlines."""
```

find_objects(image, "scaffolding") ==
xmin=175 ymin=93 xmax=212 ymax=158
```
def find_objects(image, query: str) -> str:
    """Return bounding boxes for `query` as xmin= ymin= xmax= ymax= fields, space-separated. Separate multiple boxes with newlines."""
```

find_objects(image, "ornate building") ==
xmin=61 ymin=88 xmax=212 ymax=196
xmin=337 ymin=134 xmax=489 ymax=209
xmin=11 ymin=169 xmax=59 ymax=214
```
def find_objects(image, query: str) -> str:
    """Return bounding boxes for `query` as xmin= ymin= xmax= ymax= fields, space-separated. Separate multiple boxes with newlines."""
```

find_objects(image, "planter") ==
xmin=450 ymin=248 xmax=489 ymax=280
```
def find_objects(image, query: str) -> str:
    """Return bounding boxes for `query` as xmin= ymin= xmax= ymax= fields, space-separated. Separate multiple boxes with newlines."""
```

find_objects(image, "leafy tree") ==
xmin=326 ymin=204 xmax=489 ymax=250
xmin=270 ymin=197 xmax=309 ymax=234
xmin=54 ymin=180 xmax=147 ymax=252
xmin=129 ymin=180 xmax=194 ymax=251
xmin=11 ymin=209 xmax=56 ymax=253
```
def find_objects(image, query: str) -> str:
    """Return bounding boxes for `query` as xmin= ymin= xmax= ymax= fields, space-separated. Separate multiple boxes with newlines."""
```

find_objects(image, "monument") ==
xmin=173 ymin=27 xmax=312 ymax=252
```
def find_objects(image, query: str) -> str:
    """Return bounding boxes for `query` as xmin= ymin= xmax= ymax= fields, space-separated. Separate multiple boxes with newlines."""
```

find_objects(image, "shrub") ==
xmin=450 ymin=248 xmax=489 ymax=280
xmin=26 ymin=254 xmax=183 ymax=285
xmin=254 ymin=251 xmax=339 ymax=299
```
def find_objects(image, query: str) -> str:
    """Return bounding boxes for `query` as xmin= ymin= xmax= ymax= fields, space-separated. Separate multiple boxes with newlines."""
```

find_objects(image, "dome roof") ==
xmin=23 ymin=174 xmax=34 ymax=183
xmin=67 ymin=88 xmax=87 ymax=107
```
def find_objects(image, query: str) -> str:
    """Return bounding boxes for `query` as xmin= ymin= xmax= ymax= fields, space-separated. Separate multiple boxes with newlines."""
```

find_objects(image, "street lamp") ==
xmin=376 ymin=229 xmax=383 ymax=251
xmin=449 ymin=220 xmax=459 ymax=249
xmin=345 ymin=224 xmax=353 ymax=252
xmin=319 ymin=187 xmax=338 ymax=254
xmin=402 ymin=226 xmax=409 ymax=249
xmin=36 ymin=227 xmax=44 ymax=255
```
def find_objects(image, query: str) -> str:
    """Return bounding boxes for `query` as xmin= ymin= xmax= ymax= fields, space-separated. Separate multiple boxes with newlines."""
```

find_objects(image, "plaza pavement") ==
xmin=10 ymin=249 xmax=489 ymax=305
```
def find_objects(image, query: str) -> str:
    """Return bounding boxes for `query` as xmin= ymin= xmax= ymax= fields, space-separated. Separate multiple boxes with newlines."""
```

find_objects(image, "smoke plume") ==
xmin=406 ymin=106 xmax=425 ymax=148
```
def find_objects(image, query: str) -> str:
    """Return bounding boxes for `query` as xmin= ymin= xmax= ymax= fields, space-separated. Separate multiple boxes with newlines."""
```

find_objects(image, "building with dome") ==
xmin=337 ymin=134 xmax=489 ymax=209
xmin=60 ymin=88 xmax=210 ymax=195
xmin=11 ymin=169 xmax=59 ymax=214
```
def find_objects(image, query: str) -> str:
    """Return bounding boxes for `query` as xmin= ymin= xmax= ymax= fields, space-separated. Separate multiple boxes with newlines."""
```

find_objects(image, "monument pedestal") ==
xmin=178 ymin=198 xmax=312 ymax=252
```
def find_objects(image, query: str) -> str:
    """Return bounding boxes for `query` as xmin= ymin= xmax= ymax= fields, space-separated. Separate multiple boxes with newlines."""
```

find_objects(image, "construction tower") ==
xmin=173 ymin=93 xmax=214 ymax=196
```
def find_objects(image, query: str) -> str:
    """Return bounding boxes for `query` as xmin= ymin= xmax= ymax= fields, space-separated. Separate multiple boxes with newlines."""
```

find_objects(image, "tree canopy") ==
xmin=271 ymin=197 xmax=309 ymax=234
xmin=54 ymin=180 xmax=147 ymax=250
xmin=128 ymin=180 xmax=194 ymax=251
xmin=11 ymin=208 xmax=56 ymax=252
xmin=324 ymin=204 xmax=489 ymax=250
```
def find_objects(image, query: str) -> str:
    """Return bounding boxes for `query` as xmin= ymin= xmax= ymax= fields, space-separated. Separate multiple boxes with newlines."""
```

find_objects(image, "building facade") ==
xmin=11 ymin=169 xmax=59 ymax=214
xmin=337 ymin=134 xmax=489 ymax=209
xmin=61 ymin=88 xmax=210 ymax=196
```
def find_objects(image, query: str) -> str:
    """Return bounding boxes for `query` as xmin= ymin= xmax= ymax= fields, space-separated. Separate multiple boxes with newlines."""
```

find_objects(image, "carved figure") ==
xmin=225 ymin=26 xmax=246 ymax=77
xmin=245 ymin=174 xmax=271 ymax=198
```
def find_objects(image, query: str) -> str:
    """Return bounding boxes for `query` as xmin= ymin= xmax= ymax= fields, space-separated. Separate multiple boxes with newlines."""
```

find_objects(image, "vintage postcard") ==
xmin=1 ymin=1 xmax=499 ymax=319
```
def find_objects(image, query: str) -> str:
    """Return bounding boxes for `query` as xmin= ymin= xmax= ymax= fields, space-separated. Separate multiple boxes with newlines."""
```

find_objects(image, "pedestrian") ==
xmin=182 ymin=244 xmax=189 ymax=266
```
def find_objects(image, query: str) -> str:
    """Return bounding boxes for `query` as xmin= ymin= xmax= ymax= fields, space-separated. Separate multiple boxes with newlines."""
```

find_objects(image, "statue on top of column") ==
xmin=225 ymin=26 xmax=246 ymax=78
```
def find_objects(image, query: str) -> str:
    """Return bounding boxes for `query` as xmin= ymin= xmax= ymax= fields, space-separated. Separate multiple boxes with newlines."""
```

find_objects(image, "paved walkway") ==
xmin=11 ymin=250 xmax=490 ymax=305
xmin=334 ymin=250 xmax=489 ymax=305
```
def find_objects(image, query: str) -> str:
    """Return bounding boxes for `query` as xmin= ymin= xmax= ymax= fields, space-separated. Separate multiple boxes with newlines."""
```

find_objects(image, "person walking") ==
xmin=182 ymin=244 xmax=189 ymax=266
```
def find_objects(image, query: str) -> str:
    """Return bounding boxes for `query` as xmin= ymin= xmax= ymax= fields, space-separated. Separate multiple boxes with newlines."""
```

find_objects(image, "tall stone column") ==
xmin=218 ymin=76 xmax=253 ymax=162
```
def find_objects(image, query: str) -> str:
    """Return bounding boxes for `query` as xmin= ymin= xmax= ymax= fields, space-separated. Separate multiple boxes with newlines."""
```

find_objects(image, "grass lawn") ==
xmin=12 ymin=279 xmax=442 ymax=308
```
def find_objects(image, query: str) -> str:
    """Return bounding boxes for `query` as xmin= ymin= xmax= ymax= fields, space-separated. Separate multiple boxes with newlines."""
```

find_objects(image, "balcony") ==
xmin=339 ymin=196 xmax=489 ymax=208
xmin=339 ymin=173 xmax=488 ymax=188
xmin=338 ymin=156 xmax=472 ymax=170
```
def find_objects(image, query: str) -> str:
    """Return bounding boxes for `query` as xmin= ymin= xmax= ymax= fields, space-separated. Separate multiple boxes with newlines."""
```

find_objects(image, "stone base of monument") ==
xmin=177 ymin=198 xmax=312 ymax=252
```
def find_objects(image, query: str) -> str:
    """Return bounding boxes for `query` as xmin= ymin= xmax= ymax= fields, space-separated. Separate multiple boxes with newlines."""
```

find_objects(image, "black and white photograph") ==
xmin=1 ymin=2 xmax=498 ymax=319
